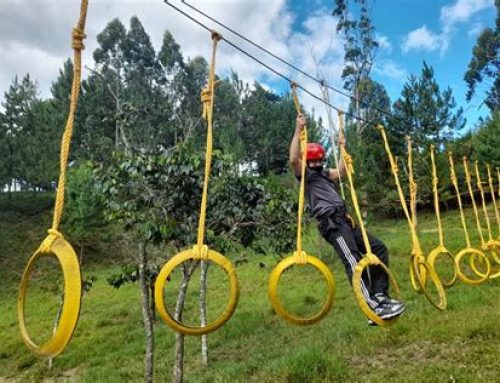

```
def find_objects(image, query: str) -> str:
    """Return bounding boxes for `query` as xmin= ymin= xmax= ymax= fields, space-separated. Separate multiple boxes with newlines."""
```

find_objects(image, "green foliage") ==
xmin=472 ymin=112 xmax=500 ymax=167
xmin=464 ymin=0 xmax=499 ymax=111
xmin=98 ymin=144 xmax=296 ymax=254
xmin=392 ymin=62 xmax=465 ymax=149
xmin=64 ymin=161 xmax=107 ymax=253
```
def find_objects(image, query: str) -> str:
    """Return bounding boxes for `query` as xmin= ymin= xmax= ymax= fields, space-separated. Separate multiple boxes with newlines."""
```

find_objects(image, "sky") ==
xmin=0 ymin=0 xmax=496 ymax=134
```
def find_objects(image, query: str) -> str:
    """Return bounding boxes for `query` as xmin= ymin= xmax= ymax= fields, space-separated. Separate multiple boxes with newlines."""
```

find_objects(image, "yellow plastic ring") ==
xmin=155 ymin=248 xmax=239 ymax=336
xmin=352 ymin=255 xmax=401 ymax=327
xmin=18 ymin=237 xmax=82 ymax=359
xmin=455 ymin=247 xmax=491 ymax=285
xmin=427 ymin=245 xmax=458 ymax=288
xmin=411 ymin=255 xmax=447 ymax=310
xmin=268 ymin=252 xmax=335 ymax=326
xmin=470 ymin=241 xmax=500 ymax=280
xmin=409 ymin=254 xmax=427 ymax=293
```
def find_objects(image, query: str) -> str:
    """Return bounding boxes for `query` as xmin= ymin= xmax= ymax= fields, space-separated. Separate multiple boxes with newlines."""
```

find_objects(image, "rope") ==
xmin=430 ymin=145 xmax=445 ymax=247
xmin=48 ymin=0 xmax=88 ymax=242
xmin=338 ymin=111 xmax=372 ymax=255
xmin=321 ymin=83 xmax=345 ymax=199
xmin=291 ymin=83 xmax=308 ymax=264
xmin=195 ymin=31 xmax=221 ymax=259
xmin=487 ymin=165 xmax=500 ymax=237
xmin=377 ymin=126 xmax=421 ymax=254
xmin=407 ymin=137 xmax=418 ymax=229
xmin=474 ymin=161 xmax=494 ymax=242
xmin=463 ymin=157 xmax=485 ymax=246
xmin=179 ymin=0 xmax=427 ymax=135
xmin=448 ymin=152 xmax=472 ymax=248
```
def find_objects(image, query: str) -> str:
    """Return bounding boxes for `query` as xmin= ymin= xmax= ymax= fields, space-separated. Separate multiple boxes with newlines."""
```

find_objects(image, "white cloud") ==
xmin=440 ymin=0 xmax=493 ymax=32
xmin=376 ymin=34 xmax=393 ymax=54
xmin=373 ymin=60 xmax=407 ymax=81
xmin=0 ymin=0 xmax=347 ymax=124
xmin=401 ymin=0 xmax=494 ymax=54
xmin=467 ymin=22 xmax=484 ymax=37
xmin=402 ymin=25 xmax=442 ymax=53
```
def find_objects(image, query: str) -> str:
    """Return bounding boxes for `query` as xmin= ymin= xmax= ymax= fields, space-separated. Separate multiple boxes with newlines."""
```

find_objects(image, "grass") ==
xmin=0 ymin=195 xmax=499 ymax=382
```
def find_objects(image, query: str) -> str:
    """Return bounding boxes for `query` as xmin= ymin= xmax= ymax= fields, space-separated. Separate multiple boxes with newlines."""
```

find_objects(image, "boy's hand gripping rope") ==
xmin=448 ymin=153 xmax=490 ymax=285
xmin=378 ymin=126 xmax=446 ymax=310
xmin=338 ymin=112 xmax=401 ymax=327
xmin=427 ymin=145 xmax=457 ymax=288
xmin=155 ymin=32 xmax=239 ymax=336
xmin=18 ymin=0 xmax=88 ymax=359
xmin=268 ymin=82 xmax=335 ymax=326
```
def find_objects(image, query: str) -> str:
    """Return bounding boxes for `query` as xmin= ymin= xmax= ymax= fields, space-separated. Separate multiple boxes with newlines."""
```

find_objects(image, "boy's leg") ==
xmin=352 ymin=227 xmax=389 ymax=296
xmin=319 ymin=220 xmax=379 ymax=309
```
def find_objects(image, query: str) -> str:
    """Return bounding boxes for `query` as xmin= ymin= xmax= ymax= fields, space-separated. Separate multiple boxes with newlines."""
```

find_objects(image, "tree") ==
xmin=392 ymin=62 xmax=466 ymax=149
xmin=473 ymin=112 xmax=500 ymax=167
xmin=333 ymin=0 xmax=380 ymax=134
xmin=99 ymin=144 xmax=296 ymax=382
xmin=0 ymin=74 xmax=39 ymax=196
xmin=465 ymin=0 xmax=499 ymax=111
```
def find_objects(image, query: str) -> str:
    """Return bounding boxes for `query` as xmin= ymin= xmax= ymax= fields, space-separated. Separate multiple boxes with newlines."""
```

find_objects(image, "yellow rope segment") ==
xmin=471 ymin=162 xmax=500 ymax=279
xmin=378 ymin=126 xmax=446 ymax=310
xmin=155 ymin=32 xmax=239 ymax=336
xmin=427 ymin=145 xmax=457 ymax=288
xmin=17 ymin=0 xmax=88 ymax=359
xmin=487 ymin=165 xmax=500 ymax=240
xmin=267 ymin=83 xmax=335 ymax=326
xmin=338 ymin=112 xmax=401 ymax=327
xmin=448 ymin=153 xmax=490 ymax=285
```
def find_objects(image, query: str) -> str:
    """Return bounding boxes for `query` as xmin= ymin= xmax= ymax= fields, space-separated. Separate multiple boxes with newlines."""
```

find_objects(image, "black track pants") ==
xmin=318 ymin=215 xmax=389 ymax=309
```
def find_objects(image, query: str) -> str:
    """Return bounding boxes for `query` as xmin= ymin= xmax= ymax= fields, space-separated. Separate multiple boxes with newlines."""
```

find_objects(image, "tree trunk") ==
xmin=138 ymin=242 xmax=154 ymax=383
xmin=173 ymin=261 xmax=198 ymax=383
xmin=200 ymin=260 xmax=209 ymax=366
xmin=149 ymin=279 xmax=156 ymax=322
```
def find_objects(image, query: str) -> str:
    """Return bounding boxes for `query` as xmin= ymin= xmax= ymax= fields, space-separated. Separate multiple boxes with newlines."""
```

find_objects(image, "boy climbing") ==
xmin=289 ymin=114 xmax=404 ymax=324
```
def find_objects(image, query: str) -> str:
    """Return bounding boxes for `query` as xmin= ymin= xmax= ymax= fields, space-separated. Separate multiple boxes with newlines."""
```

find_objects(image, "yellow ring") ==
xmin=155 ymin=248 xmax=239 ymax=336
xmin=409 ymin=253 xmax=427 ymax=293
xmin=352 ymin=255 xmax=401 ymax=327
xmin=268 ymin=252 xmax=335 ymax=326
xmin=18 ymin=237 xmax=82 ymax=359
xmin=427 ymin=245 xmax=458 ymax=288
xmin=411 ymin=255 xmax=447 ymax=310
xmin=455 ymin=247 xmax=491 ymax=285
xmin=470 ymin=241 xmax=500 ymax=280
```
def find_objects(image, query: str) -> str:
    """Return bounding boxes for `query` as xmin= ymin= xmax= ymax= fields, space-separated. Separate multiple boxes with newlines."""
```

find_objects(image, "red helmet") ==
xmin=306 ymin=143 xmax=325 ymax=161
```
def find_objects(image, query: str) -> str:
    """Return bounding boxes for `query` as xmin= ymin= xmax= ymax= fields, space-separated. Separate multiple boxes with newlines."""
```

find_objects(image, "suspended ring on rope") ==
xmin=155 ymin=247 xmax=239 ymax=336
xmin=352 ymin=255 xmax=401 ymax=327
xmin=410 ymin=254 xmax=447 ymax=310
xmin=268 ymin=252 xmax=335 ymax=326
xmin=470 ymin=241 xmax=500 ymax=280
xmin=455 ymin=247 xmax=491 ymax=285
xmin=427 ymin=245 xmax=458 ymax=288
xmin=18 ymin=237 xmax=82 ymax=359
xmin=408 ymin=254 xmax=427 ymax=293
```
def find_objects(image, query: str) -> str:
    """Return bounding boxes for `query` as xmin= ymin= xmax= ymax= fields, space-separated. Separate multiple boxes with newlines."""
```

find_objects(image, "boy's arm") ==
xmin=327 ymin=135 xmax=346 ymax=181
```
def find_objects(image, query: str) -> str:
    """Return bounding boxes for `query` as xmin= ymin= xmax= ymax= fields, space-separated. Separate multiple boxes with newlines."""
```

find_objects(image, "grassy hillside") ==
xmin=0 ymin=195 xmax=499 ymax=382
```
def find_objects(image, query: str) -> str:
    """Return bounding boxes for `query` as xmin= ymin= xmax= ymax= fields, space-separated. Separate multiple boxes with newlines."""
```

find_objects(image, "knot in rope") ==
xmin=71 ymin=28 xmax=86 ymax=50
xmin=410 ymin=181 xmax=418 ymax=197
xmin=450 ymin=171 xmax=457 ymax=185
xmin=201 ymin=86 xmax=212 ymax=120
xmin=39 ymin=229 xmax=65 ymax=254
xmin=296 ymin=250 xmax=307 ymax=265
xmin=193 ymin=244 xmax=209 ymax=260
xmin=343 ymin=152 xmax=354 ymax=175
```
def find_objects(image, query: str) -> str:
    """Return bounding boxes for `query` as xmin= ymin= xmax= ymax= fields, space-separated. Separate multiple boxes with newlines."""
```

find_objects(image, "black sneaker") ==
xmin=367 ymin=299 xmax=405 ymax=322
xmin=375 ymin=293 xmax=403 ymax=306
